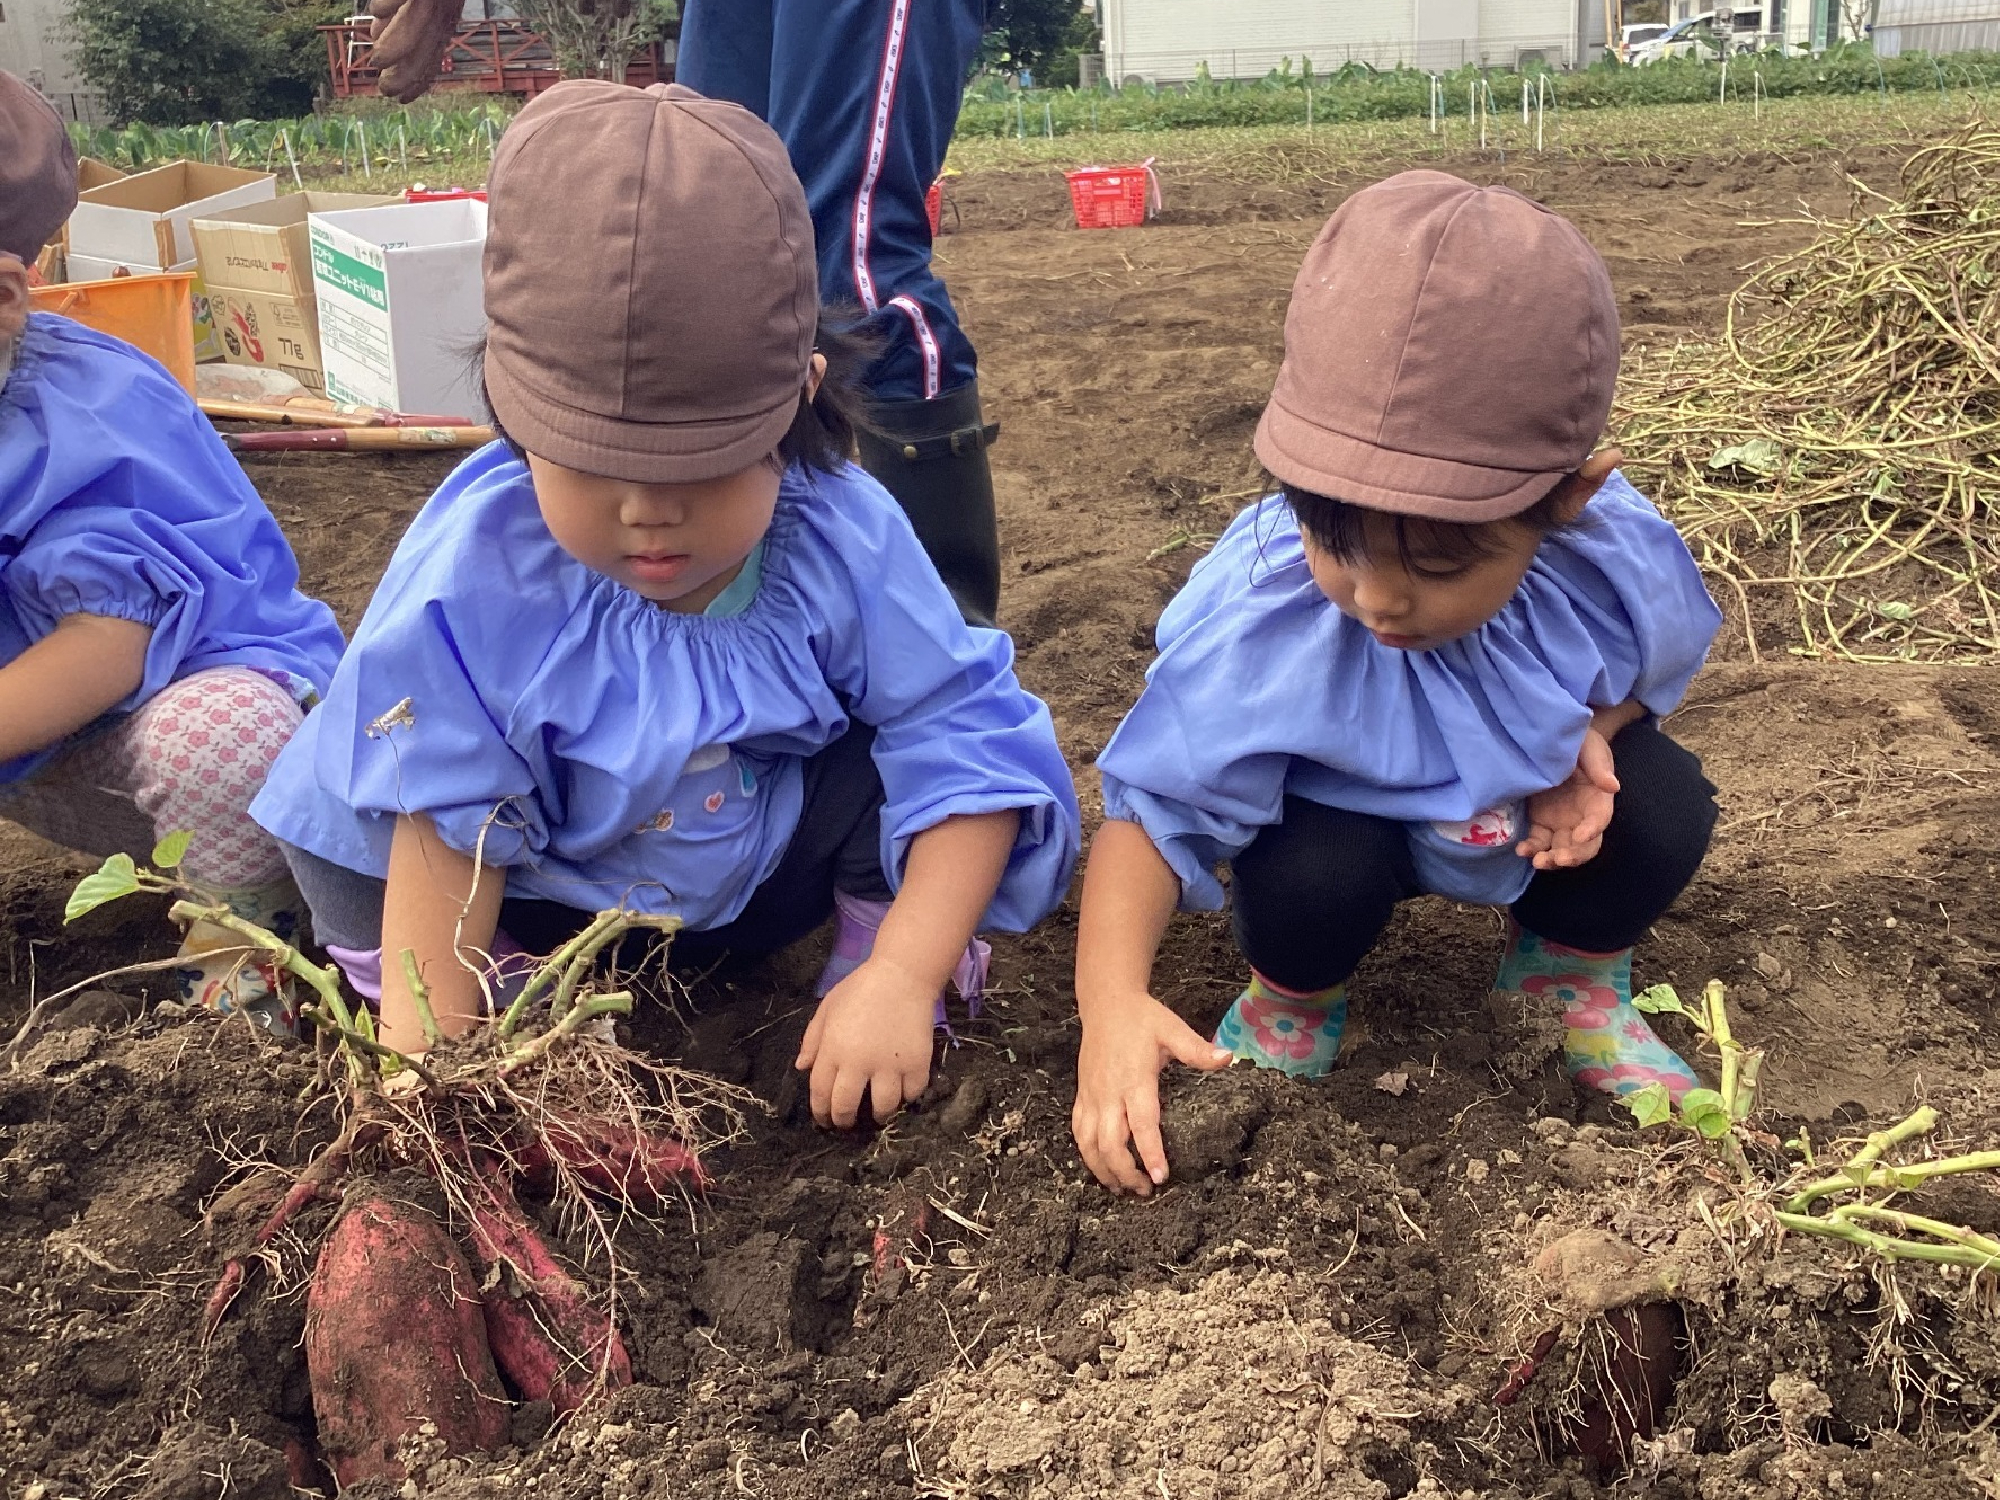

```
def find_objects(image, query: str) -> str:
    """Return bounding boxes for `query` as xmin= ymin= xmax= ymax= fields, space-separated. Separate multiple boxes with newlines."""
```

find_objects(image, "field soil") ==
xmin=5 ymin=139 xmax=1999 ymax=1500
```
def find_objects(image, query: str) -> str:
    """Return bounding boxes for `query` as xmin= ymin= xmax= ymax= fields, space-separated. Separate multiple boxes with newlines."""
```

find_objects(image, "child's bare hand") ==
xmin=1073 ymin=994 xmax=1232 ymax=1197
xmin=796 ymin=959 xmax=938 ymax=1130
xmin=1518 ymin=727 xmax=1619 ymax=870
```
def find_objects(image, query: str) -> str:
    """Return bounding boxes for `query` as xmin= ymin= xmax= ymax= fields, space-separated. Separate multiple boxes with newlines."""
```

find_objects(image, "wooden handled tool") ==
xmin=201 ymin=399 xmax=480 ymax=428
xmin=223 ymin=426 xmax=497 ymax=452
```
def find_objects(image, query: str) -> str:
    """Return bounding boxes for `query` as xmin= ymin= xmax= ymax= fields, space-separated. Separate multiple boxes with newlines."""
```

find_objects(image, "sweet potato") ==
xmin=305 ymin=1192 xmax=510 ymax=1486
xmin=464 ymin=1160 xmax=632 ymax=1414
xmin=531 ymin=1107 xmax=709 ymax=1205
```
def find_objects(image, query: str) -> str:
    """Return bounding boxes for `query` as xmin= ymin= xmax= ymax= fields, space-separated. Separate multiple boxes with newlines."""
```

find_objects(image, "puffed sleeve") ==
xmin=272 ymin=454 xmax=557 ymax=869
xmin=1093 ymin=505 xmax=1296 ymax=911
xmin=0 ymin=318 xmax=345 ymax=706
xmin=1530 ymin=473 xmax=1720 ymax=719
xmin=792 ymin=471 xmax=1080 ymax=931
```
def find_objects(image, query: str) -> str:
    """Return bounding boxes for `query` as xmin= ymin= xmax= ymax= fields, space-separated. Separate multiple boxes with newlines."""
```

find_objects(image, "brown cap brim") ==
xmin=485 ymin=342 xmax=800 ymax=485
xmin=1254 ymin=394 xmax=1568 ymax=522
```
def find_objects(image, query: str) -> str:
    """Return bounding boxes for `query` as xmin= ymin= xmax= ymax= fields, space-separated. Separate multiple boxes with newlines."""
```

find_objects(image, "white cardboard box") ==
xmin=309 ymin=199 xmax=488 ymax=417
xmin=70 ymin=162 xmax=276 ymax=270
xmin=65 ymin=253 xmax=225 ymax=364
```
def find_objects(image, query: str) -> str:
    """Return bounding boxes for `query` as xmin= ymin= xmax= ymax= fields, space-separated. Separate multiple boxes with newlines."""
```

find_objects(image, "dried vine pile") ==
xmin=1617 ymin=120 xmax=2000 ymax=663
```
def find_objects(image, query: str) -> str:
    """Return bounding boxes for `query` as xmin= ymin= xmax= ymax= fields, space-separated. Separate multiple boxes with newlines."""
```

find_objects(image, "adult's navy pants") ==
xmin=677 ymin=0 xmax=987 ymax=403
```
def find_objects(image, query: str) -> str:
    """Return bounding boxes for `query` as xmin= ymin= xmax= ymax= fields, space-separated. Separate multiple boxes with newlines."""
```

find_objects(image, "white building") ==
xmin=0 ymin=0 xmax=98 ymax=120
xmin=1098 ymin=0 xmax=1612 ymax=83
xmin=1664 ymin=0 xmax=1861 ymax=51
xmin=1871 ymin=0 xmax=2000 ymax=54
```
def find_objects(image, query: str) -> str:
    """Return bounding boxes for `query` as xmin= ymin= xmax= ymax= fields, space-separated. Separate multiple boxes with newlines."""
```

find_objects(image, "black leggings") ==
xmin=1230 ymin=720 xmax=1717 ymax=993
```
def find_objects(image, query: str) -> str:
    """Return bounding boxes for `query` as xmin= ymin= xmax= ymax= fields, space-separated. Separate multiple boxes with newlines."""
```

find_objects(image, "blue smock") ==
xmin=0 ymin=313 xmax=345 ymax=785
xmin=253 ymin=445 xmax=1079 ymax=930
xmin=1096 ymin=475 xmax=1721 ymax=910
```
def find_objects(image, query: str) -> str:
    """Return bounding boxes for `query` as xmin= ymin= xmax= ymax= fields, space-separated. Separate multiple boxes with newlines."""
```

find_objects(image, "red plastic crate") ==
xmin=1064 ymin=159 xmax=1160 ymax=230
xmin=925 ymin=179 xmax=943 ymax=237
xmin=404 ymin=187 xmax=488 ymax=203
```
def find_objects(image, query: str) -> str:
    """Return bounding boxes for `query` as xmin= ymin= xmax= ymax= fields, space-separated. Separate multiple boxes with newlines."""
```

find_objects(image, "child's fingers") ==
xmin=816 ymin=1057 xmax=866 ymax=1129
xmin=1123 ymin=1083 xmax=1171 ymax=1189
xmin=868 ymin=1070 xmax=908 ymax=1127
xmin=1579 ymin=732 xmax=1622 ymax=794
xmin=1163 ymin=1018 xmax=1233 ymax=1072
xmin=795 ymin=1007 xmax=826 ymax=1071
xmin=1094 ymin=1110 xmax=1157 ymax=1196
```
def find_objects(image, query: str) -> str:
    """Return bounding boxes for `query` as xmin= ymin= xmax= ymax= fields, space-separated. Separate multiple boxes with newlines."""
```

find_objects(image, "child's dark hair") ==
xmin=480 ymin=308 xmax=878 ymax=476
xmin=1282 ymin=476 xmax=1591 ymax=571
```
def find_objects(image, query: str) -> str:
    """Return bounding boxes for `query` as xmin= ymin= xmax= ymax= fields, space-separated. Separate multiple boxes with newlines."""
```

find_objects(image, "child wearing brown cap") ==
xmin=1073 ymin=172 xmax=1724 ymax=1195
xmin=254 ymin=82 xmax=1080 ymax=1130
xmin=0 ymin=70 xmax=345 ymax=1031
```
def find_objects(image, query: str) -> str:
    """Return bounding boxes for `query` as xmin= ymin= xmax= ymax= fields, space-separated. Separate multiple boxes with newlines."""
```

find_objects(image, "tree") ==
xmin=986 ymin=0 xmax=1097 ymax=80
xmin=66 ymin=0 xmax=318 ymax=124
xmin=509 ymin=0 xmax=677 ymax=79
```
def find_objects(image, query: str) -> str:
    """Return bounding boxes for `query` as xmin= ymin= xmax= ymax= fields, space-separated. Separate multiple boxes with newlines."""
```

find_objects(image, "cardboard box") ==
xmin=69 ymin=162 xmax=276 ymax=271
xmin=208 ymin=284 xmax=329 ymax=396
xmin=66 ymin=253 xmax=225 ymax=364
xmin=56 ymin=159 xmax=128 ymax=260
xmin=309 ymin=199 xmax=488 ymax=417
xmin=191 ymin=192 xmax=396 ymax=300
xmin=78 ymin=158 xmax=127 ymax=194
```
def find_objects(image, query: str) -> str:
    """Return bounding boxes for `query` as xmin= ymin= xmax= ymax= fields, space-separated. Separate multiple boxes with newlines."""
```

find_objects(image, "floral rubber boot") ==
xmin=813 ymin=890 xmax=991 ymax=1027
xmin=176 ymin=878 xmax=302 ymax=1038
xmin=1493 ymin=922 xmax=1698 ymax=1101
xmin=1213 ymin=972 xmax=1347 ymax=1078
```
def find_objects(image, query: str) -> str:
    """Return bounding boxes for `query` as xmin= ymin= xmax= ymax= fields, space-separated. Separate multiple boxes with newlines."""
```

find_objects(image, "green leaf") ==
xmin=1877 ymin=601 xmax=1914 ymax=622
xmin=1633 ymin=984 xmax=1689 ymax=1017
xmin=151 ymin=830 xmax=192 ymax=870
xmin=65 ymin=854 xmax=142 ymax=924
xmin=1678 ymin=1088 xmax=1733 ymax=1140
xmin=1706 ymin=438 xmax=1784 ymax=477
xmin=1622 ymin=1083 xmax=1675 ymax=1129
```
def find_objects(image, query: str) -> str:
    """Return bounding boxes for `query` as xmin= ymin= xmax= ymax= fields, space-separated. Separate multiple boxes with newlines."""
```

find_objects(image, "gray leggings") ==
xmin=283 ymin=725 xmax=893 ymax=967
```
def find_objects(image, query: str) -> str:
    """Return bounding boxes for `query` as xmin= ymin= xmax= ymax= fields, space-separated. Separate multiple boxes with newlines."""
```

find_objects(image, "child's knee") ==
xmin=127 ymin=669 xmax=307 ymax=884
xmin=1609 ymin=725 xmax=1717 ymax=871
xmin=1232 ymin=801 xmax=1409 ymax=917
xmin=133 ymin=668 xmax=305 ymax=774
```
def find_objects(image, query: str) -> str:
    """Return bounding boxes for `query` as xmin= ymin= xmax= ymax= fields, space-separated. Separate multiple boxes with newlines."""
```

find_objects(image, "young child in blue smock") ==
xmin=1071 ymin=172 xmax=1723 ymax=1195
xmin=0 ymin=72 xmax=343 ymax=1029
xmin=252 ymin=81 xmax=1079 ymax=1129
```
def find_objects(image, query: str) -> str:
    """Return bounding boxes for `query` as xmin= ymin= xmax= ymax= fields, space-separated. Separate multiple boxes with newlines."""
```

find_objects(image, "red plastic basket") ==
xmin=924 ymin=179 xmax=943 ymax=237
xmin=404 ymin=187 xmax=488 ymax=203
xmin=1064 ymin=159 xmax=1160 ymax=230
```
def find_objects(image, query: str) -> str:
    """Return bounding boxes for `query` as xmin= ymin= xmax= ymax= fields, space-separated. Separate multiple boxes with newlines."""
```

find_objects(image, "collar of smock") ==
xmin=701 ymin=540 xmax=765 ymax=619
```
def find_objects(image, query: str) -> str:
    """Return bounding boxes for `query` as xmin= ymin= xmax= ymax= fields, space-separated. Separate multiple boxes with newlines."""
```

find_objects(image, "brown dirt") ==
xmin=6 ymin=140 xmax=2000 ymax=1500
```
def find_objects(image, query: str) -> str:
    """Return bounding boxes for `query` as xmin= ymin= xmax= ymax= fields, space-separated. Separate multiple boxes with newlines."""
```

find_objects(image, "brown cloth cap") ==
xmin=1254 ymin=170 xmax=1619 ymax=521
xmin=0 ymin=70 xmax=78 ymax=263
xmin=483 ymin=81 xmax=818 ymax=483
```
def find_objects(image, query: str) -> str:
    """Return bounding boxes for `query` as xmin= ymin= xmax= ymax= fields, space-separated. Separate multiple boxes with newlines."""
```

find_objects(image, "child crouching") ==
xmin=0 ymin=72 xmax=344 ymax=1028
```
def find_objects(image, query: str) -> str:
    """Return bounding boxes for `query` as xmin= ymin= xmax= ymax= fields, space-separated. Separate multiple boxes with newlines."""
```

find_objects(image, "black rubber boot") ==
xmin=854 ymin=381 xmax=1002 ymax=627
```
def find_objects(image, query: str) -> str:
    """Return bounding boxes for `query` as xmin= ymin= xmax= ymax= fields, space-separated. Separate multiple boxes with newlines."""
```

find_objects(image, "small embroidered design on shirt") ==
xmin=704 ymin=791 xmax=726 ymax=814
xmin=1434 ymin=806 xmax=1517 ymax=848
xmin=637 ymin=809 xmax=674 ymax=834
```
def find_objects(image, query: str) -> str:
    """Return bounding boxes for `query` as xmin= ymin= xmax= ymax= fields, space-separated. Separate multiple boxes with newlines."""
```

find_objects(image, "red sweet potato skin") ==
xmin=464 ymin=1165 xmax=632 ymax=1414
xmin=537 ymin=1108 xmax=709 ymax=1203
xmin=305 ymin=1193 xmax=510 ymax=1486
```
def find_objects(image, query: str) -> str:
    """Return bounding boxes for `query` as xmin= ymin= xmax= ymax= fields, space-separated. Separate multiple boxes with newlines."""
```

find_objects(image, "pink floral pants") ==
xmin=0 ymin=667 xmax=305 ymax=888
